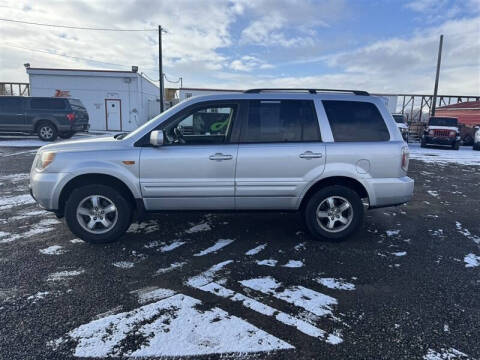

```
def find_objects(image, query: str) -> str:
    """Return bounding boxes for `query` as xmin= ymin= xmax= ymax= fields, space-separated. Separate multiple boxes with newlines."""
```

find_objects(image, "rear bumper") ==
xmin=366 ymin=176 xmax=414 ymax=208
xmin=57 ymin=123 xmax=90 ymax=133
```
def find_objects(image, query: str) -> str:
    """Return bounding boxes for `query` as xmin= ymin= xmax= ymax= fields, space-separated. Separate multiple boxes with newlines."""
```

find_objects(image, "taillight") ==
xmin=401 ymin=146 xmax=409 ymax=172
xmin=449 ymin=130 xmax=456 ymax=137
xmin=66 ymin=113 xmax=75 ymax=122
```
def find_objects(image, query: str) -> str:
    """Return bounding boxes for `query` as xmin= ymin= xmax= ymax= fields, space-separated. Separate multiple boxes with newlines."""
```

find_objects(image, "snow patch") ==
xmin=409 ymin=143 xmax=480 ymax=166
xmin=185 ymin=222 xmax=211 ymax=233
xmin=186 ymin=260 xmax=233 ymax=288
xmin=194 ymin=239 xmax=234 ymax=256
xmin=0 ymin=194 xmax=35 ymax=211
xmin=130 ymin=287 xmax=177 ymax=304
xmin=456 ymin=222 xmax=480 ymax=244
xmin=54 ymin=293 xmax=292 ymax=357
xmin=155 ymin=262 xmax=186 ymax=275
xmin=39 ymin=245 xmax=66 ymax=255
xmin=240 ymin=276 xmax=338 ymax=318
xmin=245 ymin=244 xmax=267 ymax=256
xmin=159 ymin=241 xmax=186 ymax=253
xmin=256 ymin=259 xmax=277 ymax=267
xmin=386 ymin=230 xmax=400 ymax=236
xmin=316 ymin=278 xmax=355 ymax=291
xmin=27 ymin=291 xmax=50 ymax=303
xmin=112 ymin=261 xmax=135 ymax=269
xmin=464 ymin=253 xmax=480 ymax=268
xmin=391 ymin=251 xmax=407 ymax=257
xmin=424 ymin=347 xmax=469 ymax=360
xmin=70 ymin=239 xmax=85 ymax=244
xmin=47 ymin=269 xmax=85 ymax=282
xmin=427 ymin=190 xmax=439 ymax=198
xmin=282 ymin=260 xmax=304 ymax=268
xmin=196 ymin=282 xmax=342 ymax=344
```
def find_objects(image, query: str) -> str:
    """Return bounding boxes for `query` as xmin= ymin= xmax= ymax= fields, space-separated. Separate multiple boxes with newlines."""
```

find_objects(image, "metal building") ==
xmin=26 ymin=67 xmax=160 ymax=131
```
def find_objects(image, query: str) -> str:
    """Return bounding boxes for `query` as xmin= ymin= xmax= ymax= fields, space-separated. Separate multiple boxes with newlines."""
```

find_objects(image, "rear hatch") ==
xmin=68 ymin=99 xmax=89 ymax=125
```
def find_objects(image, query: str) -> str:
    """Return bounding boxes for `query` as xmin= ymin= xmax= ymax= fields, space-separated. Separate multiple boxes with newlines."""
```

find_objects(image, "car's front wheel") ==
xmin=304 ymin=185 xmax=364 ymax=241
xmin=64 ymin=184 xmax=132 ymax=243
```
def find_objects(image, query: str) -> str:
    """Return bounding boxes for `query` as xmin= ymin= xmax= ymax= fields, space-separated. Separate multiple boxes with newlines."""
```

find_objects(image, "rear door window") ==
xmin=241 ymin=100 xmax=321 ymax=143
xmin=0 ymin=98 xmax=23 ymax=113
xmin=30 ymin=98 xmax=67 ymax=110
xmin=322 ymin=100 xmax=390 ymax=142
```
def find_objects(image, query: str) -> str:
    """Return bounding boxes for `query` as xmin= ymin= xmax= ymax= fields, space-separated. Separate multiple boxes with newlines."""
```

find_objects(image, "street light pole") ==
xmin=431 ymin=34 xmax=443 ymax=117
xmin=158 ymin=25 xmax=164 ymax=113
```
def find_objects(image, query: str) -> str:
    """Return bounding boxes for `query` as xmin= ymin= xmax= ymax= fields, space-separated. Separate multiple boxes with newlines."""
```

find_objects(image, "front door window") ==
xmin=164 ymin=105 xmax=236 ymax=145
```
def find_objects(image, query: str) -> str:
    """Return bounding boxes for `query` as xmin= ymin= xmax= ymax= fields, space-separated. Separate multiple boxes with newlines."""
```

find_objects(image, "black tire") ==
xmin=64 ymin=184 xmax=132 ymax=243
xmin=59 ymin=131 xmax=75 ymax=139
xmin=452 ymin=142 xmax=459 ymax=150
xmin=462 ymin=135 xmax=473 ymax=146
xmin=304 ymin=185 xmax=364 ymax=241
xmin=37 ymin=121 xmax=58 ymax=141
xmin=474 ymin=143 xmax=480 ymax=151
xmin=420 ymin=138 xmax=426 ymax=148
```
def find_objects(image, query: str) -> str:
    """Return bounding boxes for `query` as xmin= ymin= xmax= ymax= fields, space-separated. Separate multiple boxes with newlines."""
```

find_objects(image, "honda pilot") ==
xmin=29 ymin=89 xmax=414 ymax=243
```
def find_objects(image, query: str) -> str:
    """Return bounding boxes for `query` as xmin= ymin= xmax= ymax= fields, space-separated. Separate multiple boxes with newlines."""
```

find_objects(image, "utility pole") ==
xmin=158 ymin=25 xmax=164 ymax=113
xmin=431 ymin=34 xmax=443 ymax=117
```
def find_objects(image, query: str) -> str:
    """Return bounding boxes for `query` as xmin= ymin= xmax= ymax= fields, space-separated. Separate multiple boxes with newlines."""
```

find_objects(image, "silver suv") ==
xmin=30 ymin=89 xmax=414 ymax=243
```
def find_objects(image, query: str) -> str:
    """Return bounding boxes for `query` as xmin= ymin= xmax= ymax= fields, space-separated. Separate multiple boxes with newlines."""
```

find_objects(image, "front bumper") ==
xmin=422 ymin=135 xmax=456 ymax=146
xmin=29 ymin=170 xmax=70 ymax=210
xmin=366 ymin=176 xmax=414 ymax=208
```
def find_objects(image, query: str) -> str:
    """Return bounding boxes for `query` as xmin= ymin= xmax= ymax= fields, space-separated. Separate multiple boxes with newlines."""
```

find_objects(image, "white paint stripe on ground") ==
xmin=194 ymin=239 xmax=234 ymax=256
xmin=197 ymin=281 xmax=342 ymax=344
xmin=52 ymin=293 xmax=293 ymax=357
xmin=240 ymin=276 xmax=338 ymax=318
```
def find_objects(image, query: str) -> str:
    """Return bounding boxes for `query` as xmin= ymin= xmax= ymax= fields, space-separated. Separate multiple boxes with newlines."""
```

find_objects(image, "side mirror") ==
xmin=150 ymin=130 xmax=164 ymax=147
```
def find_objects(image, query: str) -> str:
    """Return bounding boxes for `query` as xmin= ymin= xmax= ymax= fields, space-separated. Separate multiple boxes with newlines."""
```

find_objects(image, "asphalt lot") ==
xmin=0 ymin=142 xmax=479 ymax=360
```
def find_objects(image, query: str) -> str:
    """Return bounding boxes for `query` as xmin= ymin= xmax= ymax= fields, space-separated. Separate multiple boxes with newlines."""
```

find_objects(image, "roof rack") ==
xmin=244 ymin=88 xmax=370 ymax=96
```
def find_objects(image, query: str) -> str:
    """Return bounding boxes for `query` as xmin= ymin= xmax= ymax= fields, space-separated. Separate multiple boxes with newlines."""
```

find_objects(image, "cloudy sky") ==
xmin=0 ymin=0 xmax=479 ymax=94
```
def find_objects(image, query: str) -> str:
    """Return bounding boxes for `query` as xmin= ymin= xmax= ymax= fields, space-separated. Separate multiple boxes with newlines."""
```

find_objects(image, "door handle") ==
xmin=299 ymin=151 xmax=323 ymax=159
xmin=209 ymin=153 xmax=233 ymax=161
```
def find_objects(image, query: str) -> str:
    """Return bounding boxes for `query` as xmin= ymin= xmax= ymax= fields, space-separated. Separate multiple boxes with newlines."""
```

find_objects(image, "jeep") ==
xmin=421 ymin=116 xmax=460 ymax=150
xmin=29 ymin=89 xmax=414 ymax=243
xmin=0 ymin=96 xmax=89 ymax=141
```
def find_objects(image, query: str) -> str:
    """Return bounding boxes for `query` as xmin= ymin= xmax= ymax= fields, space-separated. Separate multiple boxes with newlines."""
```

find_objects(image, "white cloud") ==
xmin=230 ymin=56 xmax=273 ymax=71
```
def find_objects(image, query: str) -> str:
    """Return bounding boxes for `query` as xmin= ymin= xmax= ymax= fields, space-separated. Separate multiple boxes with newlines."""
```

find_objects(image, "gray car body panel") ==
xmin=30 ymin=92 xmax=414 ymax=212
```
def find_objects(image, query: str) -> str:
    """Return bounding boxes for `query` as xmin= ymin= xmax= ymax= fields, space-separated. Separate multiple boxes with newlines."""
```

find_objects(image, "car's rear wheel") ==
xmin=64 ymin=184 xmax=132 ymax=243
xmin=37 ymin=121 xmax=58 ymax=141
xmin=59 ymin=131 xmax=75 ymax=139
xmin=304 ymin=185 xmax=364 ymax=241
xmin=452 ymin=141 xmax=459 ymax=150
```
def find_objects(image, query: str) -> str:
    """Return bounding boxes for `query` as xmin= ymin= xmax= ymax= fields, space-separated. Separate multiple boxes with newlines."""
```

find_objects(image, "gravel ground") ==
xmin=0 ymin=144 xmax=479 ymax=360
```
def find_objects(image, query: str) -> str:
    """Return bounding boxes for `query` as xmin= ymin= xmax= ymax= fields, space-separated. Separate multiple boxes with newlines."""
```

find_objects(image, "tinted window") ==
xmin=323 ymin=100 xmax=390 ymax=142
xmin=69 ymin=99 xmax=86 ymax=110
xmin=30 ymin=98 xmax=66 ymax=110
xmin=0 ymin=98 xmax=23 ymax=113
xmin=392 ymin=114 xmax=406 ymax=124
xmin=164 ymin=105 xmax=236 ymax=145
xmin=429 ymin=117 xmax=457 ymax=126
xmin=242 ymin=100 xmax=320 ymax=143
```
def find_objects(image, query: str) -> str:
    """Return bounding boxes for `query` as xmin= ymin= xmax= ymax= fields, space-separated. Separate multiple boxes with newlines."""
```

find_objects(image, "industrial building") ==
xmin=26 ymin=67 xmax=161 ymax=131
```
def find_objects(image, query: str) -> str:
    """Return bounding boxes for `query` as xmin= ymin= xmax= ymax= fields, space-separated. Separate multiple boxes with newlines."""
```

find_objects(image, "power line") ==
xmin=0 ymin=18 xmax=157 ymax=31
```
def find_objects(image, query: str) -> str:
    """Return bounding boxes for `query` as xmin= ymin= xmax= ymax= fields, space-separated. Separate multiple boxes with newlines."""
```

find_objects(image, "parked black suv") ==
xmin=0 ymin=97 xmax=89 ymax=141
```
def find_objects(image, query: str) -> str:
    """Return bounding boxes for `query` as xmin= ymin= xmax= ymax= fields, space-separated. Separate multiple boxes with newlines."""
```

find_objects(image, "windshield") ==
xmin=123 ymin=101 xmax=186 ymax=140
xmin=392 ymin=114 xmax=406 ymax=124
xmin=429 ymin=117 xmax=458 ymax=127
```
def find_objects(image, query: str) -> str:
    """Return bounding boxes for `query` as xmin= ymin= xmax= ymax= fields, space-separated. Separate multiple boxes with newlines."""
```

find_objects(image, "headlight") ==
xmin=36 ymin=151 xmax=56 ymax=171
xmin=449 ymin=130 xmax=456 ymax=137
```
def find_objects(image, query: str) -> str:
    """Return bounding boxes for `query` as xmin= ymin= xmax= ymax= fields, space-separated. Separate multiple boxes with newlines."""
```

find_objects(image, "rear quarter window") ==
xmin=30 ymin=98 xmax=67 ymax=110
xmin=322 ymin=100 xmax=390 ymax=142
